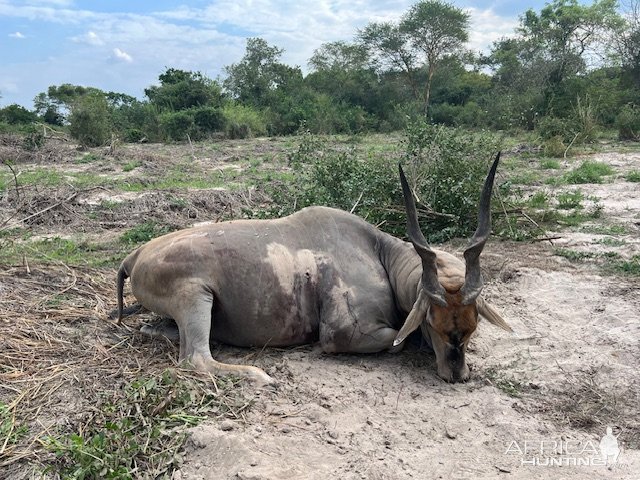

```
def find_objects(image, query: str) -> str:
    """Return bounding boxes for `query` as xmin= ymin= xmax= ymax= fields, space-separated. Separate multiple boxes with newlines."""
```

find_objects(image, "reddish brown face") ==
xmin=424 ymin=294 xmax=478 ymax=382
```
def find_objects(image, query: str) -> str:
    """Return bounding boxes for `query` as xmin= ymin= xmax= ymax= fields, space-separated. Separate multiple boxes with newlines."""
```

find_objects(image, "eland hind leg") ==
xmin=168 ymin=286 xmax=274 ymax=386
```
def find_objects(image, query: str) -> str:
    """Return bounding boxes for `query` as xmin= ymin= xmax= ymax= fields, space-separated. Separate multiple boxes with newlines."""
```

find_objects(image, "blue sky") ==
xmin=0 ymin=0 xmax=575 ymax=108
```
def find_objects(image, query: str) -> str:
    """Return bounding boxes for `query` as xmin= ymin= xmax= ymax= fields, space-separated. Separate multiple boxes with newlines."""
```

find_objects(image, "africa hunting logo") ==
xmin=505 ymin=427 xmax=621 ymax=467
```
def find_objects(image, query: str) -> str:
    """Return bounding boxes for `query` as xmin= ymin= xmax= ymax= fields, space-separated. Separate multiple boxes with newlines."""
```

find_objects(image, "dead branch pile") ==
xmin=1 ymin=182 xmax=272 ymax=234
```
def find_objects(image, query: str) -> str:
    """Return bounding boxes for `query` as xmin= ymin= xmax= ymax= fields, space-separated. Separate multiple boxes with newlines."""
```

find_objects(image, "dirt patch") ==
xmin=174 ymin=258 xmax=640 ymax=480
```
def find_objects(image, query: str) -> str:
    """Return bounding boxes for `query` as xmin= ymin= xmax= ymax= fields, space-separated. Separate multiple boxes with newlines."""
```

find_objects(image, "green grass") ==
xmin=563 ymin=160 xmax=615 ymax=184
xmin=122 ymin=160 xmax=143 ymax=172
xmin=554 ymin=248 xmax=598 ymax=261
xmin=625 ymin=170 xmax=640 ymax=182
xmin=120 ymin=222 xmax=172 ymax=245
xmin=0 ymin=236 xmax=126 ymax=268
xmin=74 ymin=153 xmax=100 ymax=164
xmin=485 ymin=367 xmax=524 ymax=397
xmin=508 ymin=170 xmax=541 ymax=185
xmin=44 ymin=370 xmax=250 ymax=479
xmin=579 ymin=224 xmax=627 ymax=235
xmin=556 ymin=190 xmax=584 ymax=210
xmin=540 ymin=158 xmax=561 ymax=169
xmin=610 ymin=256 xmax=640 ymax=276
xmin=0 ymin=401 xmax=28 ymax=450
xmin=554 ymin=249 xmax=639 ymax=276
xmin=528 ymin=191 xmax=550 ymax=208
xmin=593 ymin=237 xmax=626 ymax=247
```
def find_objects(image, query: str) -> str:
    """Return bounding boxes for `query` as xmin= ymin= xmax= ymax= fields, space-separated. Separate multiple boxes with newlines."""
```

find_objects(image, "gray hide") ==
xmin=117 ymin=158 xmax=510 ymax=385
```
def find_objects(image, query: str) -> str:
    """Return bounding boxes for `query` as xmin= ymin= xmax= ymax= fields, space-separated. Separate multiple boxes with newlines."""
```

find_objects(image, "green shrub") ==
xmin=542 ymin=136 xmax=568 ymax=158
xmin=193 ymin=106 xmax=225 ymax=133
xmin=264 ymin=132 xmax=398 ymax=228
xmin=222 ymin=104 xmax=267 ymax=139
xmin=536 ymin=116 xmax=577 ymax=143
xmin=22 ymin=124 xmax=46 ymax=150
xmin=124 ymin=128 xmax=145 ymax=143
xmin=430 ymin=102 xmax=486 ymax=128
xmin=258 ymin=123 xmax=522 ymax=242
xmin=68 ymin=93 xmax=112 ymax=147
xmin=616 ymin=104 xmax=640 ymax=140
xmin=403 ymin=122 xmax=503 ymax=241
xmin=0 ymin=104 xmax=38 ymax=125
xmin=159 ymin=110 xmax=196 ymax=141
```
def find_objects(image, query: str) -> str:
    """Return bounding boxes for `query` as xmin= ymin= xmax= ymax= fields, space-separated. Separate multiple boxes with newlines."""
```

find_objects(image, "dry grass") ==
xmin=0 ymin=263 xmax=251 ymax=478
xmin=525 ymin=366 xmax=640 ymax=449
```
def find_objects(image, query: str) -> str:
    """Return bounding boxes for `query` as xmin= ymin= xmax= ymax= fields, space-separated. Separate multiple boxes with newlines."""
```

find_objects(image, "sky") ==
xmin=0 ymin=0 xmax=566 ymax=108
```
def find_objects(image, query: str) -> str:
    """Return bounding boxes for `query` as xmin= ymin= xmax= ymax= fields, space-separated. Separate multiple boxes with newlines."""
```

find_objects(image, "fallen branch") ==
xmin=531 ymin=236 xmax=562 ymax=243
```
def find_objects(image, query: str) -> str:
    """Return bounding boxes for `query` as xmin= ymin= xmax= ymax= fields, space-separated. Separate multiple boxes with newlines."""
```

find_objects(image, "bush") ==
xmin=263 ymin=122 xmax=507 ymax=242
xmin=430 ymin=102 xmax=486 ymax=127
xmin=68 ymin=94 xmax=112 ymax=147
xmin=124 ymin=128 xmax=145 ymax=143
xmin=222 ymin=104 xmax=267 ymax=139
xmin=536 ymin=116 xmax=577 ymax=143
xmin=403 ymin=122 xmax=503 ymax=241
xmin=263 ymin=132 xmax=399 ymax=229
xmin=616 ymin=104 xmax=640 ymax=141
xmin=193 ymin=107 xmax=225 ymax=133
xmin=22 ymin=124 xmax=46 ymax=150
xmin=159 ymin=110 xmax=196 ymax=141
xmin=542 ymin=136 xmax=567 ymax=158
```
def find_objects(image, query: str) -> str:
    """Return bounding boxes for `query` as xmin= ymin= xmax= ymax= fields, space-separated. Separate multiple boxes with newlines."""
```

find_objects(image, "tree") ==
xmin=359 ymin=22 xmax=421 ymax=103
xmin=614 ymin=0 xmax=640 ymax=88
xmin=145 ymin=68 xmax=224 ymax=111
xmin=359 ymin=0 xmax=469 ymax=114
xmin=307 ymin=41 xmax=385 ymax=123
xmin=224 ymin=38 xmax=294 ymax=108
xmin=0 ymin=104 xmax=38 ymax=125
xmin=68 ymin=93 xmax=112 ymax=147
xmin=484 ymin=0 xmax=623 ymax=127
xmin=519 ymin=0 xmax=622 ymax=88
xmin=401 ymin=0 xmax=469 ymax=114
xmin=33 ymin=84 xmax=103 ymax=125
xmin=309 ymin=41 xmax=370 ymax=72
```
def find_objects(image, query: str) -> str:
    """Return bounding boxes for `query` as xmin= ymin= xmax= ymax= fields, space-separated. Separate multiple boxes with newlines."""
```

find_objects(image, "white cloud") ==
xmin=112 ymin=48 xmax=133 ymax=63
xmin=466 ymin=7 xmax=519 ymax=53
xmin=71 ymin=30 xmax=104 ymax=46
xmin=9 ymin=31 xmax=25 ymax=38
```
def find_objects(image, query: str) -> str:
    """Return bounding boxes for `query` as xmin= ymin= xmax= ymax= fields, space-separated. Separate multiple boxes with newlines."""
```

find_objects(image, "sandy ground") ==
xmin=171 ymin=152 xmax=640 ymax=479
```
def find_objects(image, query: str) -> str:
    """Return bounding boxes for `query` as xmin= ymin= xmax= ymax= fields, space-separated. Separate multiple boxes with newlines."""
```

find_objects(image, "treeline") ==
xmin=1 ymin=0 xmax=639 ymax=147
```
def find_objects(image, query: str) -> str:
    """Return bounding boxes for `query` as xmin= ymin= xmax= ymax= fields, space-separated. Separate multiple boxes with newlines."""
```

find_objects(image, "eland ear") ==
xmin=393 ymin=290 xmax=431 ymax=346
xmin=477 ymin=297 xmax=512 ymax=332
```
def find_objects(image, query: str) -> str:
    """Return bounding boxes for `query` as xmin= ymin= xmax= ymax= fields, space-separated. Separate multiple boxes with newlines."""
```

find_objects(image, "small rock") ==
xmin=280 ymin=425 xmax=291 ymax=434
xmin=220 ymin=420 xmax=235 ymax=431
